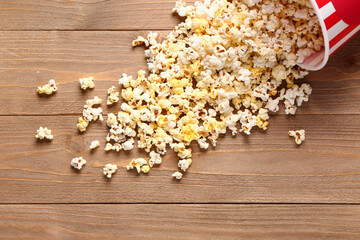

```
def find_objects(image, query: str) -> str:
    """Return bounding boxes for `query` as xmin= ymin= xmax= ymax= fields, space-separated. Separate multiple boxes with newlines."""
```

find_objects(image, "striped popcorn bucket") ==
xmin=299 ymin=0 xmax=360 ymax=71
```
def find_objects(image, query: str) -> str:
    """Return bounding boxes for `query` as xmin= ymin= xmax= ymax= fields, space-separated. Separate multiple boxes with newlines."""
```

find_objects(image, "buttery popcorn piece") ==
xmin=37 ymin=79 xmax=57 ymax=95
xmin=289 ymin=129 xmax=306 ymax=145
xmin=35 ymin=127 xmax=53 ymax=140
xmin=107 ymin=86 xmax=120 ymax=105
xmin=79 ymin=77 xmax=95 ymax=90
xmin=103 ymin=163 xmax=118 ymax=178
xmin=71 ymin=157 xmax=86 ymax=170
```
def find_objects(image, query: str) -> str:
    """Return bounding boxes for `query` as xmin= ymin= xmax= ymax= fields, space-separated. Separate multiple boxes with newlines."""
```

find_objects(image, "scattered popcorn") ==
xmin=35 ymin=127 xmax=53 ymax=140
xmin=107 ymin=86 xmax=120 ymax=105
xmin=71 ymin=157 xmax=86 ymax=170
xmin=77 ymin=0 xmax=322 ymax=179
xmin=37 ymin=79 xmax=57 ymax=95
xmin=289 ymin=129 xmax=306 ymax=145
xmin=89 ymin=140 xmax=100 ymax=149
xmin=79 ymin=77 xmax=95 ymax=90
xmin=172 ymin=171 xmax=183 ymax=180
xmin=103 ymin=163 xmax=118 ymax=178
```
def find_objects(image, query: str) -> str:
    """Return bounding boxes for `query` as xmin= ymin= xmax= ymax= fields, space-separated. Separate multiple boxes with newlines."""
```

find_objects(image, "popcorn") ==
xmin=126 ymin=158 xmax=148 ymax=173
xmin=289 ymin=129 xmax=306 ymax=145
xmin=106 ymin=113 xmax=118 ymax=127
xmin=178 ymin=158 xmax=192 ymax=171
xmin=77 ymin=117 xmax=89 ymax=132
xmin=107 ymin=86 xmax=120 ymax=105
xmin=132 ymin=36 xmax=149 ymax=47
xmin=100 ymin=0 xmax=322 ymax=179
xmin=141 ymin=165 xmax=151 ymax=173
xmin=77 ymin=96 xmax=104 ymax=132
xmin=90 ymin=140 xmax=100 ymax=149
xmin=79 ymin=77 xmax=95 ymax=90
xmin=85 ymin=96 xmax=102 ymax=108
xmin=35 ymin=127 xmax=53 ymax=140
xmin=172 ymin=171 xmax=183 ymax=180
xmin=149 ymin=151 xmax=162 ymax=167
xmin=122 ymin=138 xmax=134 ymax=151
xmin=105 ymin=143 xmax=113 ymax=151
xmin=103 ymin=163 xmax=118 ymax=178
xmin=37 ymin=79 xmax=57 ymax=95
xmin=71 ymin=157 xmax=86 ymax=170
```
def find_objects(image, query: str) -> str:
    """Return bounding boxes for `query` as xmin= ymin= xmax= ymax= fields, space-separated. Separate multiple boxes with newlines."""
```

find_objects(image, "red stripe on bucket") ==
xmin=324 ymin=12 xmax=341 ymax=30
xmin=316 ymin=0 xmax=331 ymax=9
xmin=330 ymin=27 xmax=360 ymax=56
xmin=329 ymin=24 xmax=358 ymax=49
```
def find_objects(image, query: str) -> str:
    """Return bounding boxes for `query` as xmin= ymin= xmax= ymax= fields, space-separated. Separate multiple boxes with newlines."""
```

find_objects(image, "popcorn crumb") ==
xmin=35 ymin=127 xmax=53 ymax=140
xmin=172 ymin=171 xmax=183 ymax=180
xmin=79 ymin=77 xmax=95 ymax=90
xmin=71 ymin=157 xmax=86 ymax=170
xmin=289 ymin=129 xmax=306 ymax=145
xmin=89 ymin=140 xmax=100 ymax=149
xmin=103 ymin=163 xmax=118 ymax=178
xmin=37 ymin=79 xmax=57 ymax=95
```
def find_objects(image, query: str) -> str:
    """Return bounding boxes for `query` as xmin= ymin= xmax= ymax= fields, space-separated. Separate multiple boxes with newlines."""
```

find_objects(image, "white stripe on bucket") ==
xmin=319 ymin=2 xmax=336 ymax=19
xmin=310 ymin=51 xmax=325 ymax=67
xmin=328 ymin=20 xmax=348 ymax=41
xmin=330 ymin=25 xmax=360 ymax=54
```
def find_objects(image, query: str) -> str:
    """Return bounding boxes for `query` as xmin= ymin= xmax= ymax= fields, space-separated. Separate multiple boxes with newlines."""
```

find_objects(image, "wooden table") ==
xmin=0 ymin=0 xmax=360 ymax=239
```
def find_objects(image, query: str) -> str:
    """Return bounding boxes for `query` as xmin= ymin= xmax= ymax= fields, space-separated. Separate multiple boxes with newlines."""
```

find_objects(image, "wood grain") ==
xmin=0 ymin=204 xmax=360 ymax=240
xmin=0 ymin=0 xmax=195 ymax=30
xmin=0 ymin=114 xmax=359 ymax=203
xmin=0 ymin=31 xmax=360 ymax=115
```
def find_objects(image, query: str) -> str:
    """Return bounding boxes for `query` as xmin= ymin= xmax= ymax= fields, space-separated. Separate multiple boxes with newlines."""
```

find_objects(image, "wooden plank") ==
xmin=0 ymin=204 xmax=360 ymax=239
xmin=0 ymin=114 xmax=359 ymax=203
xmin=0 ymin=0 xmax=194 ymax=30
xmin=0 ymin=31 xmax=359 ymax=115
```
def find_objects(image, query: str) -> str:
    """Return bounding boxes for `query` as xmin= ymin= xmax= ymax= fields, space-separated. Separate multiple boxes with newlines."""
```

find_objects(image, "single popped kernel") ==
xmin=107 ymin=86 xmax=120 ymax=105
xmin=79 ymin=77 xmax=95 ymax=90
xmin=71 ymin=157 xmax=86 ymax=170
xmin=89 ymin=140 xmax=100 ymax=149
xmin=103 ymin=163 xmax=118 ymax=178
xmin=126 ymin=158 xmax=148 ymax=173
xmin=37 ymin=79 xmax=57 ymax=95
xmin=289 ymin=129 xmax=306 ymax=145
xmin=35 ymin=127 xmax=53 ymax=140
xmin=77 ymin=117 xmax=89 ymax=132
xmin=141 ymin=165 xmax=151 ymax=173
xmin=132 ymin=36 xmax=149 ymax=47
xmin=172 ymin=171 xmax=183 ymax=180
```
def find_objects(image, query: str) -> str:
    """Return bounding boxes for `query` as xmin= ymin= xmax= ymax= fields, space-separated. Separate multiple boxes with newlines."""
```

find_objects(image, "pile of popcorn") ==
xmin=38 ymin=0 xmax=320 ymax=179
xmin=98 ymin=0 xmax=321 ymax=178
